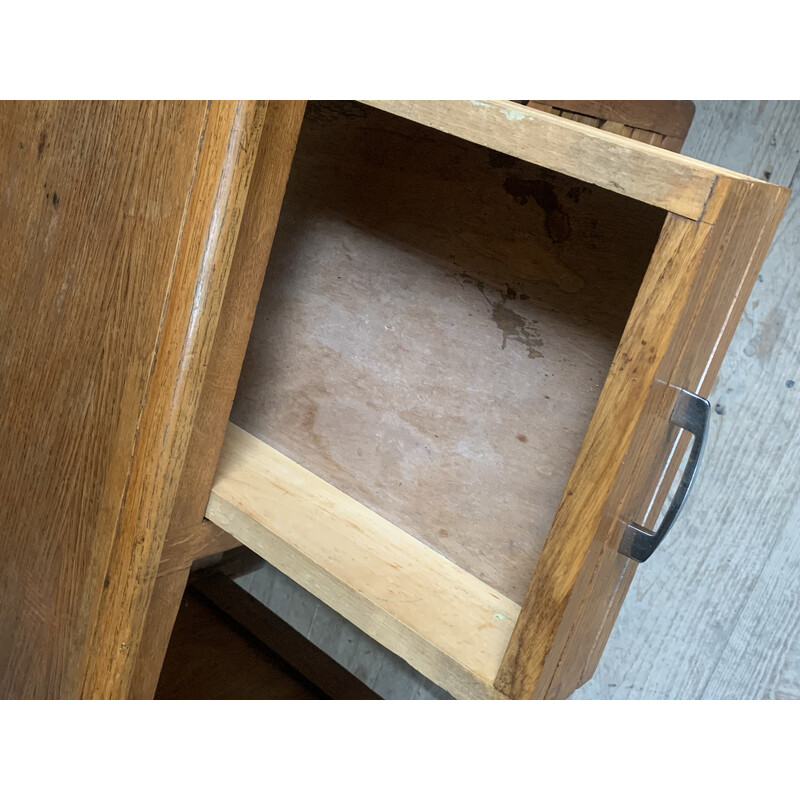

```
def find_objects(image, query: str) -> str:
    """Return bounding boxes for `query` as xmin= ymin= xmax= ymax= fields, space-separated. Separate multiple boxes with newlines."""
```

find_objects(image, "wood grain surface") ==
xmin=12 ymin=100 xmax=784 ymax=700
xmin=226 ymin=101 xmax=795 ymax=700
xmin=531 ymin=101 xmax=695 ymax=140
xmin=162 ymin=101 xmax=307 ymax=545
xmin=542 ymin=179 xmax=788 ymax=699
xmin=496 ymin=171 xmax=788 ymax=698
xmin=0 ymin=101 xmax=265 ymax=698
xmin=0 ymin=102 xmax=207 ymax=698
xmin=77 ymin=101 xmax=267 ymax=699
xmin=129 ymin=101 xmax=306 ymax=697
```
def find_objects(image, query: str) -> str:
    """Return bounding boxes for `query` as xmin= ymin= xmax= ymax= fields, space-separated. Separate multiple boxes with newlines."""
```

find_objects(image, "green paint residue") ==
xmin=494 ymin=613 xmax=508 ymax=621
xmin=501 ymin=108 xmax=526 ymax=121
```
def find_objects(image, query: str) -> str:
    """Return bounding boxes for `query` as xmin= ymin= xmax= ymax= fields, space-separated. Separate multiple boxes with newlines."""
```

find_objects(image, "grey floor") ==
xmin=237 ymin=101 xmax=800 ymax=700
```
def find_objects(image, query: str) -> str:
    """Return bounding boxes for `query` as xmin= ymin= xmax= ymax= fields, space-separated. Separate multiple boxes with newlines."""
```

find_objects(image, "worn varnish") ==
xmin=130 ymin=101 xmax=306 ymax=697
xmin=0 ymin=101 xmax=266 ymax=698
xmin=230 ymin=101 xmax=666 ymax=604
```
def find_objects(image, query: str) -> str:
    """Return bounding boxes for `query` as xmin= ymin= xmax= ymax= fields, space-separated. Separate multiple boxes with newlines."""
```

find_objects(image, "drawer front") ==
xmin=0 ymin=101 xmax=267 ymax=698
xmin=497 ymin=178 xmax=790 ymax=699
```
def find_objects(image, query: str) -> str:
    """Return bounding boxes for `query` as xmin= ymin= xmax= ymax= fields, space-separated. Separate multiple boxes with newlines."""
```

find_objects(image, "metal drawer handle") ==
xmin=619 ymin=387 xmax=710 ymax=563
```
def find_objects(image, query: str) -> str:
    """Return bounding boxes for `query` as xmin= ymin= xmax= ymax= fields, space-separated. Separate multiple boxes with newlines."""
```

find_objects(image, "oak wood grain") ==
xmin=0 ymin=101 xmax=222 ymax=698
xmin=573 ymin=102 xmax=800 ymax=699
xmin=74 ymin=101 xmax=268 ymax=699
xmin=163 ymin=101 xmax=308 ymax=544
xmin=544 ymin=180 xmax=791 ymax=698
xmin=128 ymin=101 xmax=307 ymax=698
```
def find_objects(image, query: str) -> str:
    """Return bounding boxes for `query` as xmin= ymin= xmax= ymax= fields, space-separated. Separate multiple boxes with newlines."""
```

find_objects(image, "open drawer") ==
xmin=180 ymin=101 xmax=789 ymax=699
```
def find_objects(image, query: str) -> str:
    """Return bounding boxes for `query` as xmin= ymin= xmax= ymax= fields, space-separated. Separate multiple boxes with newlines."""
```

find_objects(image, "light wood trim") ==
xmin=361 ymin=100 xmax=767 ymax=221
xmin=206 ymin=423 xmax=519 ymax=700
xmin=496 ymin=176 xmax=790 ymax=698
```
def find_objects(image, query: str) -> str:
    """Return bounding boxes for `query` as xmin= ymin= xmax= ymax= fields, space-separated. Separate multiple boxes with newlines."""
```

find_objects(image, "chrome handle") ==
xmin=619 ymin=388 xmax=710 ymax=563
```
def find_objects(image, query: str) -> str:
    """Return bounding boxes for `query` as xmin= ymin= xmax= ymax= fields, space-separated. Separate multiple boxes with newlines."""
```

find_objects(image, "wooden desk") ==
xmin=0 ymin=101 xmax=788 ymax=698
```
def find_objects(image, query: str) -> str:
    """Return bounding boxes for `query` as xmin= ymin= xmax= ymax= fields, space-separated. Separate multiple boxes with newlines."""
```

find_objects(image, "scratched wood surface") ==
xmin=236 ymin=101 xmax=800 ymax=699
xmin=572 ymin=101 xmax=800 ymax=699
